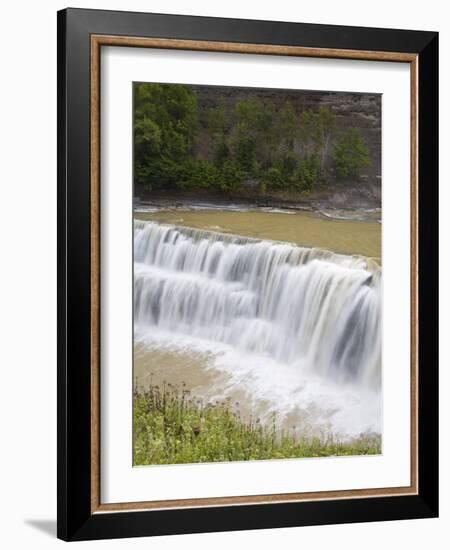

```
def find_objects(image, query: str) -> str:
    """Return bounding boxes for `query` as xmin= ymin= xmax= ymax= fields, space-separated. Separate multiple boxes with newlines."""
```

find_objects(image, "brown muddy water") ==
xmin=135 ymin=209 xmax=381 ymax=261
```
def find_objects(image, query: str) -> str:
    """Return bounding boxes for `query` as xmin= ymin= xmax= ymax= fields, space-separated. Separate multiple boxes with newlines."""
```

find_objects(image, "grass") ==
xmin=133 ymin=383 xmax=381 ymax=466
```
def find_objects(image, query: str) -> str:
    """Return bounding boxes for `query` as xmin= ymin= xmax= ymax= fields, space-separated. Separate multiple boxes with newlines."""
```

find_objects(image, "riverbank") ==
xmin=134 ymin=384 xmax=381 ymax=466
xmin=135 ymin=184 xmax=381 ymax=213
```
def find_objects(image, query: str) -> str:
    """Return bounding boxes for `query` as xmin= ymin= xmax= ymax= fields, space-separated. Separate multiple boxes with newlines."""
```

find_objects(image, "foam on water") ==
xmin=134 ymin=220 xmax=382 ymax=438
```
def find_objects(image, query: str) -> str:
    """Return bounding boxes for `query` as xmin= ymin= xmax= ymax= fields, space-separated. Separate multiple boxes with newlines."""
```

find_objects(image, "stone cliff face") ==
xmin=190 ymin=84 xmax=382 ymax=207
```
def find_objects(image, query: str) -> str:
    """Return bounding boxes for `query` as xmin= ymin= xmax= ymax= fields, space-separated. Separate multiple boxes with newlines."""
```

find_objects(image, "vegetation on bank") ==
xmin=134 ymin=83 xmax=372 ymax=195
xmin=133 ymin=383 xmax=381 ymax=466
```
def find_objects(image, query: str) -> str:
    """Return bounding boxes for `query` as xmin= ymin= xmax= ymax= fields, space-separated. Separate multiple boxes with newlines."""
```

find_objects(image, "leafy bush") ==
xmin=263 ymin=167 xmax=285 ymax=190
xmin=178 ymin=158 xmax=222 ymax=190
xmin=219 ymin=160 xmax=245 ymax=192
xmin=332 ymin=128 xmax=371 ymax=180
xmin=278 ymin=151 xmax=298 ymax=180
xmin=295 ymin=155 xmax=320 ymax=191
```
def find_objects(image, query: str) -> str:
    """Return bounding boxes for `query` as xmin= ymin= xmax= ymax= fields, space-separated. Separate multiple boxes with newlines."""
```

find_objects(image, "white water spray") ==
xmin=134 ymin=220 xmax=381 ymax=389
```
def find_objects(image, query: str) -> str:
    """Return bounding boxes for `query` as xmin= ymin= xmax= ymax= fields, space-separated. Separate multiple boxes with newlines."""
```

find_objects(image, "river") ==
xmin=134 ymin=207 xmax=382 ymax=441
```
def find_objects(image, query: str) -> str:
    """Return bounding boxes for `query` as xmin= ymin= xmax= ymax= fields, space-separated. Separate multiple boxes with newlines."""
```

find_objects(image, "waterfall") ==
xmin=134 ymin=220 xmax=381 ymax=388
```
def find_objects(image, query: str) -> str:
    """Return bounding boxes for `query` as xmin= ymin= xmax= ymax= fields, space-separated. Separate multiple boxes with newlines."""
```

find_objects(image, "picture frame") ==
xmin=57 ymin=7 xmax=438 ymax=541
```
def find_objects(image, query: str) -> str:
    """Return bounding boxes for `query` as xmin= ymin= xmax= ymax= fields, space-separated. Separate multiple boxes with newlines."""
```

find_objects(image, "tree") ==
xmin=297 ymin=107 xmax=336 ymax=177
xmin=295 ymin=155 xmax=320 ymax=191
xmin=316 ymin=107 xmax=336 ymax=173
xmin=332 ymin=128 xmax=371 ymax=180
xmin=133 ymin=83 xmax=198 ymax=189
xmin=278 ymin=102 xmax=297 ymax=153
xmin=271 ymin=102 xmax=299 ymax=182
xmin=298 ymin=110 xmax=321 ymax=158
xmin=208 ymin=103 xmax=230 ymax=166
xmin=230 ymin=98 xmax=273 ymax=175
xmin=263 ymin=166 xmax=284 ymax=190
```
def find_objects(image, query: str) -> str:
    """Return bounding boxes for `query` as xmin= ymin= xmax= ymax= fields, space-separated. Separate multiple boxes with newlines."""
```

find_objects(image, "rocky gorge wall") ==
xmin=190 ymin=84 xmax=382 ymax=208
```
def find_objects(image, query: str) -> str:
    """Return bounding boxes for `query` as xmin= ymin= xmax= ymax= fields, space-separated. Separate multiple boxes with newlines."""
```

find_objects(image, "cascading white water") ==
xmin=134 ymin=219 xmax=381 ymax=389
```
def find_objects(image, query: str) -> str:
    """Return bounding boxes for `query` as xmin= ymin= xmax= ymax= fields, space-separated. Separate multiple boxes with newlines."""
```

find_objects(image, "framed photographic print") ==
xmin=57 ymin=8 xmax=439 ymax=541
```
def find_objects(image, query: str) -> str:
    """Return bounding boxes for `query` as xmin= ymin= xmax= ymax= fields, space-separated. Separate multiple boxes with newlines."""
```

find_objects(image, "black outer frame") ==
xmin=57 ymin=7 xmax=439 ymax=542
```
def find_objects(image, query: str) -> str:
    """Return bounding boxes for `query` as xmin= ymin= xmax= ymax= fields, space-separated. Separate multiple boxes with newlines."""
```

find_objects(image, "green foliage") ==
xmin=277 ymin=151 xmax=298 ymax=180
xmin=332 ymin=128 xmax=371 ymax=180
xmin=234 ymin=97 xmax=273 ymax=133
xmin=179 ymin=159 xmax=222 ymax=190
xmin=317 ymin=106 xmax=337 ymax=134
xmin=207 ymin=102 xmax=228 ymax=134
xmin=219 ymin=160 xmax=245 ymax=191
xmin=295 ymin=155 xmax=321 ymax=191
xmin=263 ymin=166 xmax=285 ymax=190
xmin=229 ymin=98 xmax=273 ymax=175
xmin=134 ymin=384 xmax=381 ymax=465
xmin=212 ymin=136 xmax=230 ymax=166
xmin=208 ymin=103 xmax=230 ymax=166
xmin=316 ymin=106 xmax=337 ymax=172
xmin=133 ymin=83 xmax=373 ymax=194
xmin=278 ymin=102 xmax=297 ymax=152
xmin=177 ymin=158 xmax=245 ymax=192
xmin=231 ymin=130 xmax=258 ymax=173
xmin=298 ymin=107 xmax=336 ymax=174
xmin=134 ymin=83 xmax=198 ymax=189
xmin=298 ymin=110 xmax=321 ymax=156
